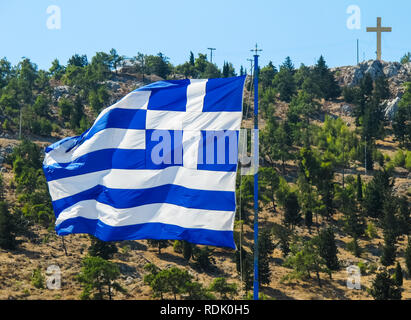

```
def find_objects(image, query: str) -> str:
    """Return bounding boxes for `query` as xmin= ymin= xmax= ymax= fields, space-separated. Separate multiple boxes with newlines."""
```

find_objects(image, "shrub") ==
xmin=209 ymin=278 xmax=238 ymax=300
xmin=365 ymin=222 xmax=378 ymax=239
xmin=31 ymin=267 xmax=45 ymax=289
xmin=143 ymin=264 xmax=193 ymax=300
xmin=405 ymin=151 xmax=411 ymax=171
xmin=393 ymin=150 xmax=406 ymax=167
xmin=173 ymin=240 xmax=182 ymax=254
xmin=193 ymin=246 xmax=215 ymax=270
xmin=357 ymin=261 xmax=367 ymax=275
xmin=346 ymin=238 xmax=362 ymax=257
xmin=2 ymin=119 xmax=10 ymax=131
xmin=342 ymin=86 xmax=357 ymax=104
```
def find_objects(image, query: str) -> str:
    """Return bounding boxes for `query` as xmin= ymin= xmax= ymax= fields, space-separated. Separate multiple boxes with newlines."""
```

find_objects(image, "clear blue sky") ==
xmin=0 ymin=0 xmax=409 ymax=72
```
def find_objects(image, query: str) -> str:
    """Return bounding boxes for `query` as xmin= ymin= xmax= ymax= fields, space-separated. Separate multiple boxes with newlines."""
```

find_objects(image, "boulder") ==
xmin=384 ymin=96 xmax=401 ymax=120
xmin=104 ymin=80 xmax=121 ymax=92
xmin=341 ymin=104 xmax=353 ymax=116
xmin=53 ymin=85 xmax=70 ymax=101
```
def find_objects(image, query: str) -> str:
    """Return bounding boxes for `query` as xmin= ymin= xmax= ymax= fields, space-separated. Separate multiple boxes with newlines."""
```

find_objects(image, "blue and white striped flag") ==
xmin=43 ymin=76 xmax=246 ymax=249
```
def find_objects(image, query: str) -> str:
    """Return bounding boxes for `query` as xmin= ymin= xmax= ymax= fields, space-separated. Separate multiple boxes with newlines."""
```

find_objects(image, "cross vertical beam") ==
xmin=366 ymin=17 xmax=392 ymax=61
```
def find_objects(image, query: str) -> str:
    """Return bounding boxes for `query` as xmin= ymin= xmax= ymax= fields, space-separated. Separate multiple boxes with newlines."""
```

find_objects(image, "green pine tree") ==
xmin=0 ymin=201 xmax=16 ymax=250
xmin=88 ymin=235 xmax=118 ymax=260
xmin=77 ymin=255 xmax=126 ymax=300
xmin=369 ymin=270 xmax=401 ymax=300
xmin=318 ymin=228 xmax=339 ymax=278
xmin=393 ymin=262 xmax=403 ymax=287
xmin=404 ymin=240 xmax=411 ymax=275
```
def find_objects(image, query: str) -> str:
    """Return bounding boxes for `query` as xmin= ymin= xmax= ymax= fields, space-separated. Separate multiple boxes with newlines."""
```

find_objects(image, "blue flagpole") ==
xmin=252 ymin=44 xmax=261 ymax=301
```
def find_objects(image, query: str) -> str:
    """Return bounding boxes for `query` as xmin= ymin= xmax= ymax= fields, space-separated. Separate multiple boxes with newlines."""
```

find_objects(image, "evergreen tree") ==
xmin=369 ymin=270 xmax=401 ymax=300
xmin=182 ymin=241 xmax=193 ymax=261
xmin=272 ymin=223 xmax=291 ymax=257
xmin=393 ymin=82 xmax=411 ymax=148
xmin=405 ymin=240 xmax=411 ymax=275
xmin=348 ymin=237 xmax=362 ymax=258
xmin=0 ymin=57 xmax=12 ymax=89
xmin=77 ymin=255 xmax=125 ymax=300
xmin=260 ymin=115 xmax=293 ymax=173
xmin=305 ymin=210 xmax=313 ymax=231
xmin=258 ymin=229 xmax=275 ymax=285
xmin=68 ymin=54 xmax=88 ymax=67
xmin=163 ymin=267 xmax=193 ymax=300
xmin=88 ymin=235 xmax=118 ymax=260
xmin=396 ymin=196 xmax=410 ymax=237
xmin=381 ymin=237 xmax=396 ymax=267
xmin=0 ymin=201 xmax=16 ymax=250
xmin=318 ymin=228 xmax=339 ymax=277
xmin=363 ymin=169 xmax=394 ymax=218
xmin=259 ymin=61 xmax=277 ymax=90
xmin=49 ymin=58 xmax=65 ymax=80
xmin=185 ymin=281 xmax=215 ymax=300
xmin=273 ymin=57 xmax=296 ymax=102
xmin=393 ymin=262 xmax=403 ymax=287
xmin=235 ymin=247 xmax=253 ymax=294
xmin=143 ymin=263 xmax=166 ymax=299
xmin=284 ymin=237 xmax=328 ymax=287
xmin=337 ymin=185 xmax=365 ymax=239
xmin=189 ymin=51 xmax=195 ymax=66
xmin=393 ymin=105 xmax=411 ymax=147
xmin=109 ymin=48 xmax=124 ymax=73
xmin=283 ymin=192 xmax=301 ymax=228
xmin=380 ymin=196 xmax=399 ymax=266
xmin=357 ymin=174 xmax=363 ymax=202
xmin=145 ymin=52 xmax=172 ymax=79
xmin=373 ymin=74 xmax=390 ymax=101
xmin=222 ymin=61 xmax=236 ymax=78
xmin=209 ymin=278 xmax=237 ymax=300
xmin=193 ymin=246 xmax=215 ymax=270
xmin=400 ymin=52 xmax=411 ymax=64
xmin=312 ymin=55 xmax=340 ymax=100
xmin=147 ymin=239 xmax=170 ymax=255
xmin=239 ymin=65 xmax=245 ymax=76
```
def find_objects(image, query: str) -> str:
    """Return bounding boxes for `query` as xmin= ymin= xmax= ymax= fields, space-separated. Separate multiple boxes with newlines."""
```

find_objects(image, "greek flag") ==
xmin=43 ymin=76 xmax=246 ymax=249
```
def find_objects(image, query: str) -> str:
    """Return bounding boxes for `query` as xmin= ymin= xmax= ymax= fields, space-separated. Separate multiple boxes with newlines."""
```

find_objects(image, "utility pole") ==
xmin=251 ymin=43 xmax=262 ymax=301
xmin=247 ymin=58 xmax=253 ymax=76
xmin=357 ymin=39 xmax=359 ymax=65
xmin=207 ymin=48 xmax=216 ymax=63
xmin=364 ymin=139 xmax=367 ymax=175
xmin=19 ymin=108 xmax=22 ymax=140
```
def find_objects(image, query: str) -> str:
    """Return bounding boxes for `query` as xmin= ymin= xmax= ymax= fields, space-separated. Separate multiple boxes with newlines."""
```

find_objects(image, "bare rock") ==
xmin=384 ymin=97 xmax=401 ymax=120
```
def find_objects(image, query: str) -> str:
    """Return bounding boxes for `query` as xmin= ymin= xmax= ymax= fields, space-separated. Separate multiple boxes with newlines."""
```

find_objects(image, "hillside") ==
xmin=0 ymin=55 xmax=410 ymax=301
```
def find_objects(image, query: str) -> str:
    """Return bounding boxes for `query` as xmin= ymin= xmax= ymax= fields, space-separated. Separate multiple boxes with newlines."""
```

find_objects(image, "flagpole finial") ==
xmin=251 ymin=44 xmax=262 ymax=57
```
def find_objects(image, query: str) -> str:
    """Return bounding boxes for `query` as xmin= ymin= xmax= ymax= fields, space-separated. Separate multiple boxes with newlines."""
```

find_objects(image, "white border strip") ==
xmin=56 ymin=200 xmax=235 ymax=231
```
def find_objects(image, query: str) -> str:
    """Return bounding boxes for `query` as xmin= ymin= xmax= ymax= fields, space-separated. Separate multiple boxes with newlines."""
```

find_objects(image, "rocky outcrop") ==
xmin=52 ymin=85 xmax=70 ymax=102
xmin=332 ymin=60 xmax=411 ymax=120
xmin=332 ymin=60 xmax=411 ymax=97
